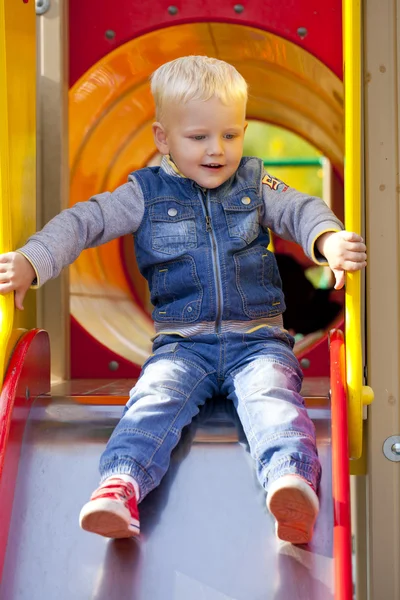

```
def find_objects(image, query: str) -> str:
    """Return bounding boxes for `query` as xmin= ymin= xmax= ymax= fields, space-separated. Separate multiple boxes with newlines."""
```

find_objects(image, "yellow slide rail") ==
xmin=343 ymin=0 xmax=374 ymax=459
xmin=0 ymin=1 xmax=37 ymax=384
xmin=0 ymin=0 xmax=13 ymax=383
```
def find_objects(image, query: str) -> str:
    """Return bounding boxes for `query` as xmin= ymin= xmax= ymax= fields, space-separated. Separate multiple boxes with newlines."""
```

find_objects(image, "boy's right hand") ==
xmin=0 ymin=252 xmax=36 ymax=310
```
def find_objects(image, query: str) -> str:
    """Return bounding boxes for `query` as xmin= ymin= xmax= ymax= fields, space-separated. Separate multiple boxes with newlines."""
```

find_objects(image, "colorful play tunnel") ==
xmin=69 ymin=19 xmax=344 ymax=378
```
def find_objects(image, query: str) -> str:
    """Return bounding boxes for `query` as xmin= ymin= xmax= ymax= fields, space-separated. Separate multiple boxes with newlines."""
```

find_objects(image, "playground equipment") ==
xmin=1 ymin=0 xmax=399 ymax=598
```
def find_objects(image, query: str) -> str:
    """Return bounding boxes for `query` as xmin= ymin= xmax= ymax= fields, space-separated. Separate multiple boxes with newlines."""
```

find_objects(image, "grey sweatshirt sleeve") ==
xmin=260 ymin=170 xmax=343 ymax=264
xmin=18 ymin=176 xmax=145 ymax=287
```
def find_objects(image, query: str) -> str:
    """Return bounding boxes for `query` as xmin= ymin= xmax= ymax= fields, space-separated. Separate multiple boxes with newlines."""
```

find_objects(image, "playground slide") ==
xmin=0 ymin=330 xmax=351 ymax=600
xmin=0 ymin=3 xmax=355 ymax=597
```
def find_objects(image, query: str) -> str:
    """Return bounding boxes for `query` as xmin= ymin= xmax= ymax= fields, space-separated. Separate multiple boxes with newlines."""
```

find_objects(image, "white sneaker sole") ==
xmin=267 ymin=476 xmax=319 ymax=545
xmin=79 ymin=498 xmax=140 ymax=539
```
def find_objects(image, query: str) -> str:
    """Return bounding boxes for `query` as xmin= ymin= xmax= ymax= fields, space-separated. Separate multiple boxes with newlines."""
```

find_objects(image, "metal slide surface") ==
xmin=0 ymin=390 xmax=334 ymax=600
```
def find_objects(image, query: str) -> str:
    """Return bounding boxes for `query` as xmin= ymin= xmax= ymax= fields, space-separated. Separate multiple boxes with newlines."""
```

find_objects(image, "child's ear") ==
xmin=152 ymin=122 xmax=169 ymax=155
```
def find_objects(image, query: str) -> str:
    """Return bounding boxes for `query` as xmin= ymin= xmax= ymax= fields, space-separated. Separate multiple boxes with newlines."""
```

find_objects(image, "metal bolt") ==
xmin=234 ymin=4 xmax=244 ymax=13
xmin=383 ymin=435 xmax=400 ymax=461
xmin=25 ymin=387 xmax=30 ymax=401
xmin=35 ymin=0 xmax=50 ymax=15
xmin=108 ymin=361 xmax=120 ymax=371
xmin=105 ymin=30 xmax=116 ymax=40
xmin=297 ymin=27 xmax=308 ymax=39
xmin=392 ymin=443 xmax=400 ymax=455
xmin=300 ymin=358 xmax=311 ymax=369
xmin=168 ymin=5 xmax=178 ymax=15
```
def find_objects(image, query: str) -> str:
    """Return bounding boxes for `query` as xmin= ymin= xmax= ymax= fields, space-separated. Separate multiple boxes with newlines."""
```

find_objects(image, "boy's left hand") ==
xmin=316 ymin=230 xmax=367 ymax=290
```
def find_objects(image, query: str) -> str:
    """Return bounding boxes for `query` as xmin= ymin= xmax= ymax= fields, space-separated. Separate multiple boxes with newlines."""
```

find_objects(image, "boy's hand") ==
xmin=316 ymin=231 xmax=367 ymax=290
xmin=0 ymin=252 xmax=36 ymax=310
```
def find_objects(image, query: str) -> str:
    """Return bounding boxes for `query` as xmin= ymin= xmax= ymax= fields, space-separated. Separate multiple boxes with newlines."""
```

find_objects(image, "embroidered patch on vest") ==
xmin=262 ymin=174 xmax=288 ymax=192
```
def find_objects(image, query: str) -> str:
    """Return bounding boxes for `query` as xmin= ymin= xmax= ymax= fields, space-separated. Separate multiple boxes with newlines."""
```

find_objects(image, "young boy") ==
xmin=0 ymin=56 xmax=366 ymax=545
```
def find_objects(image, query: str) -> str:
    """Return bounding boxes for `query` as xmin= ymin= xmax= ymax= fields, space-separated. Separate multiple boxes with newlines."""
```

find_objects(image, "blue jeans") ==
xmin=99 ymin=329 xmax=321 ymax=500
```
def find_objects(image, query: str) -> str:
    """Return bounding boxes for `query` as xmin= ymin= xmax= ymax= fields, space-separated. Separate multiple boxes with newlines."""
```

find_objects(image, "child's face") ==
xmin=152 ymin=96 xmax=247 ymax=189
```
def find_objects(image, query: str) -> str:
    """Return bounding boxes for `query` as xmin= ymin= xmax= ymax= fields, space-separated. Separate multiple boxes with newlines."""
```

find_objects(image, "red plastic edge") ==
xmin=0 ymin=329 xmax=51 ymax=580
xmin=69 ymin=0 xmax=343 ymax=86
xmin=70 ymin=316 xmax=141 ymax=378
xmin=329 ymin=328 xmax=352 ymax=600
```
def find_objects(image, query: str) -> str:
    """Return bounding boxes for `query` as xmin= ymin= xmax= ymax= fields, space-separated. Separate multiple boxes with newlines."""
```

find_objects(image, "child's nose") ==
xmin=208 ymin=139 xmax=224 ymax=155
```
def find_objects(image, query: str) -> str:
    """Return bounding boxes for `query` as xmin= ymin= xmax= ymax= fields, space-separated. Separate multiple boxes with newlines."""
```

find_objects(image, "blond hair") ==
xmin=150 ymin=55 xmax=248 ymax=122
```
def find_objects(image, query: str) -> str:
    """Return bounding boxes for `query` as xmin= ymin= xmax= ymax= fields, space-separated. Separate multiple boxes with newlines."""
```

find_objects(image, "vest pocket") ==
xmin=222 ymin=193 xmax=262 ymax=245
xmin=151 ymin=255 xmax=203 ymax=322
xmin=234 ymin=245 xmax=283 ymax=318
xmin=150 ymin=202 xmax=197 ymax=255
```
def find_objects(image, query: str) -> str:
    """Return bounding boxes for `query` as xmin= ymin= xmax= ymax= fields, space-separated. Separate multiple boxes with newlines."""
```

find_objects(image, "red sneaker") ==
xmin=267 ymin=475 xmax=319 ymax=544
xmin=79 ymin=477 xmax=140 ymax=538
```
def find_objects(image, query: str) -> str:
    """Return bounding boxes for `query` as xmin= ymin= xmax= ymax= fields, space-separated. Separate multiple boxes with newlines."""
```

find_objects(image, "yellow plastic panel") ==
xmin=69 ymin=23 xmax=343 ymax=367
xmin=0 ymin=0 xmax=36 ymax=382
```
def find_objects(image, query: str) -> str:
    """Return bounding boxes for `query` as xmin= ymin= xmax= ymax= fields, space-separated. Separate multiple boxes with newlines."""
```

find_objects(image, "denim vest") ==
xmin=133 ymin=157 xmax=285 ymax=329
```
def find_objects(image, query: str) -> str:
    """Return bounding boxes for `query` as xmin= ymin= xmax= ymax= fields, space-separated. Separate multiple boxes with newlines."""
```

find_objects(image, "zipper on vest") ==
xmin=199 ymin=190 xmax=223 ymax=333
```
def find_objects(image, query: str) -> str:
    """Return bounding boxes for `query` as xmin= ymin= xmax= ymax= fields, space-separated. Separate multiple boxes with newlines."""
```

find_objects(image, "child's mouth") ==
xmin=201 ymin=164 xmax=224 ymax=169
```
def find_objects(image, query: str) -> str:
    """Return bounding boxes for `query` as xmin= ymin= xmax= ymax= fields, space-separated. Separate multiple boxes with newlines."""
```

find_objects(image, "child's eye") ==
xmin=224 ymin=134 xmax=237 ymax=140
xmin=190 ymin=135 xmax=206 ymax=141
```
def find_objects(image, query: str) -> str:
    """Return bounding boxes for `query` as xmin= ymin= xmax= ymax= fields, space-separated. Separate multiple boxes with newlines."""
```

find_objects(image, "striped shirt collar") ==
xmin=161 ymin=155 xmax=186 ymax=178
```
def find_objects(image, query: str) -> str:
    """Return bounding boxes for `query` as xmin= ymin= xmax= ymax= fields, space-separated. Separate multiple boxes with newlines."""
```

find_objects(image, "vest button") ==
xmin=241 ymin=196 xmax=251 ymax=205
xmin=168 ymin=207 xmax=178 ymax=216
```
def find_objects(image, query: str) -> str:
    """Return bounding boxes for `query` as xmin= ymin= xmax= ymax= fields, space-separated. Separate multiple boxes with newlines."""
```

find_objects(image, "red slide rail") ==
xmin=0 ymin=329 xmax=50 ymax=581
xmin=330 ymin=329 xmax=353 ymax=600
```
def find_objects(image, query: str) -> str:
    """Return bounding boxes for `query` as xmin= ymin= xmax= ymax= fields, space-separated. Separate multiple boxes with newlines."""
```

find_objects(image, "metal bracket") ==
xmin=36 ymin=0 xmax=50 ymax=15
xmin=383 ymin=435 xmax=400 ymax=462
